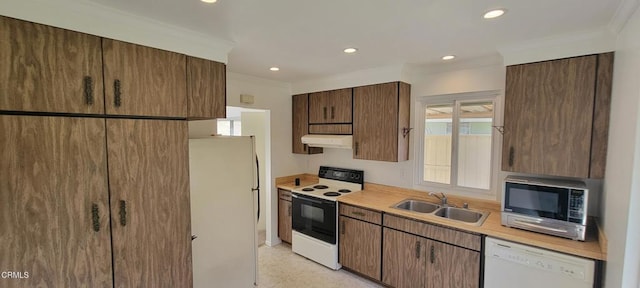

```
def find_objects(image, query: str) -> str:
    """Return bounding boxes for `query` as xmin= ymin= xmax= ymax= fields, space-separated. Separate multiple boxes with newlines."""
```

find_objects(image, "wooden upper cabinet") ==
xmin=308 ymin=88 xmax=352 ymax=124
xmin=502 ymin=53 xmax=613 ymax=178
xmin=107 ymin=119 xmax=192 ymax=287
xmin=187 ymin=56 xmax=226 ymax=120
xmin=0 ymin=115 xmax=112 ymax=287
xmin=102 ymin=39 xmax=187 ymax=118
xmin=353 ymin=82 xmax=410 ymax=162
xmin=292 ymin=94 xmax=322 ymax=154
xmin=0 ymin=16 xmax=105 ymax=114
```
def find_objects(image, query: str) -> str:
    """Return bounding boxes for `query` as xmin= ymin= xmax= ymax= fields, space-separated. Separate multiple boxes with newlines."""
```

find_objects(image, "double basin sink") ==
xmin=393 ymin=199 xmax=489 ymax=226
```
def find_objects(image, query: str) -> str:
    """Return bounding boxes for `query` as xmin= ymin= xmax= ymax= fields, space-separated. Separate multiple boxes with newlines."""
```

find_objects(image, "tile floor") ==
xmin=257 ymin=244 xmax=384 ymax=288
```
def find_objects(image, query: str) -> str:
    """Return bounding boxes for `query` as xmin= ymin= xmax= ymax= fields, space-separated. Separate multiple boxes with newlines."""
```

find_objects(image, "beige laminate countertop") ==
xmin=276 ymin=177 xmax=606 ymax=261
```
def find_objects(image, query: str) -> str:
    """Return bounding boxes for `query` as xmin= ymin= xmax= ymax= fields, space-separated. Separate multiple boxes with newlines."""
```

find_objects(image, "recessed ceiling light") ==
xmin=483 ymin=9 xmax=506 ymax=19
xmin=442 ymin=55 xmax=455 ymax=61
xmin=201 ymin=0 xmax=217 ymax=3
xmin=343 ymin=48 xmax=358 ymax=54
xmin=269 ymin=67 xmax=280 ymax=71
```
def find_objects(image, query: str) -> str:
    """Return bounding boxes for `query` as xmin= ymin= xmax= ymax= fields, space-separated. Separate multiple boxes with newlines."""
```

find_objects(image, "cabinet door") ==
xmin=103 ymin=39 xmax=187 ymax=117
xmin=382 ymin=228 xmax=425 ymax=288
xmin=0 ymin=16 xmax=104 ymax=114
xmin=339 ymin=216 xmax=382 ymax=280
xmin=292 ymin=94 xmax=322 ymax=154
xmin=353 ymin=82 xmax=400 ymax=161
xmin=0 ymin=115 xmax=112 ymax=287
xmin=187 ymin=56 xmax=226 ymax=120
xmin=278 ymin=199 xmax=292 ymax=243
xmin=502 ymin=55 xmax=597 ymax=177
xmin=107 ymin=119 xmax=192 ymax=287
xmin=427 ymin=240 xmax=480 ymax=288
xmin=308 ymin=88 xmax=352 ymax=124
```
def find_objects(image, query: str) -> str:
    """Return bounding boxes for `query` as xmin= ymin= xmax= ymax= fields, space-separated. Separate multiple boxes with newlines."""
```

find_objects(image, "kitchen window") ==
xmin=417 ymin=92 xmax=500 ymax=195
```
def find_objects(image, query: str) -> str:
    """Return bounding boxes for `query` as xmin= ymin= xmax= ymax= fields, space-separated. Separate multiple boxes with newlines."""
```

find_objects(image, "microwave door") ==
xmin=504 ymin=183 xmax=569 ymax=221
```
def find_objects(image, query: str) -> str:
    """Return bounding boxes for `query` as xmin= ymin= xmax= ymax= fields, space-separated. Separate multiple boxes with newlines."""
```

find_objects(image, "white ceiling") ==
xmin=87 ymin=0 xmax=623 ymax=83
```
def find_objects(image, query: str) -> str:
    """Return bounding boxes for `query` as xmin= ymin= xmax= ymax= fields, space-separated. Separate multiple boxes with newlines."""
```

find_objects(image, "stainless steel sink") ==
xmin=393 ymin=199 xmax=440 ymax=213
xmin=392 ymin=198 xmax=490 ymax=226
xmin=434 ymin=207 xmax=489 ymax=226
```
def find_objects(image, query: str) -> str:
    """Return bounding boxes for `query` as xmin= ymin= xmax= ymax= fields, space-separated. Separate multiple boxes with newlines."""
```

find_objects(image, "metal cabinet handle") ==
xmin=351 ymin=211 xmax=365 ymax=216
xmin=119 ymin=200 xmax=127 ymax=226
xmin=114 ymin=79 xmax=122 ymax=107
xmin=430 ymin=245 xmax=435 ymax=264
xmin=415 ymin=241 xmax=421 ymax=259
xmin=84 ymin=76 xmax=94 ymax=105
xmin=288 ymin=205 xmax=291 ymax=217
xmin=341 ymin=220 xmax=345 ymax=235
xmin=355 ymin=142 xmax=359 ymax=156
xmin=191 ymin=235 xmax=198 ymax=241
xmin=323 ymin=107 xmax=327 ymax=119
xmin=509 ymin=146 xmax=514 ymax=167
xmin=331 ymin=106 xmax=335 ymax=119
xmin=91 ymin=203 xmax=100 ymax=232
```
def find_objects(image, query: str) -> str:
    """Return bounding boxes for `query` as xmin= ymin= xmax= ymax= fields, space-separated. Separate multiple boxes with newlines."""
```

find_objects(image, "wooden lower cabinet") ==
xmin=382 ymin=227 xmax=480 ymax=288
xmin=0 ymin=115 xmax=112 ymax=287
xmin=278 ymin=189 xmax=292 ymax=243
xmin=382 ymin=229 xmax=425 ymax=288
xmin=428 ymin=240 xmax=480 ymax=288
xmin=339 ymin=216 xmax=382 ymax=280
xmin=107 ymin=119 xmax=192 ymax=287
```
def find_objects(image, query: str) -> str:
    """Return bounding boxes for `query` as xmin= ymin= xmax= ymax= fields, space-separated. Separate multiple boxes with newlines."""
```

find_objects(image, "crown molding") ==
xmin=0 ymin=0 xmax=234 ymax=63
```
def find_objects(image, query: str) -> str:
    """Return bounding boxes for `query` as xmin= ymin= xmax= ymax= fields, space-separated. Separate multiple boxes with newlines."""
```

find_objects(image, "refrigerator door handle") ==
xmin=252 ymin=155 xmax=260 ymax=222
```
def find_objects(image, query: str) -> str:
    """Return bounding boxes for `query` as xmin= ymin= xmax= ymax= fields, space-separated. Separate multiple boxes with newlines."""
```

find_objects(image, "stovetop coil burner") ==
xmin=314 ymin=185 xmax=329 ymax=189
xmin=323 ymin=192 xmax=341 ymax=197
xmin=338 ymin=189 xmax=351 ymax=193
xmin=302 ymin=188 xmax=314 ymax=192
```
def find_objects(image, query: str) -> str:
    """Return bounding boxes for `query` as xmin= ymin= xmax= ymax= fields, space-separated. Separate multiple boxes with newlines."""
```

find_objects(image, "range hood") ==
xmin=301 ymin=134 xmax=352 ymax=149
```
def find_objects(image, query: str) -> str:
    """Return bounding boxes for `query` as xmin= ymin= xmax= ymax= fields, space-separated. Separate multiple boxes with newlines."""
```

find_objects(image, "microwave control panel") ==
xmin=568 ymin=190 xmax=585 ymax=223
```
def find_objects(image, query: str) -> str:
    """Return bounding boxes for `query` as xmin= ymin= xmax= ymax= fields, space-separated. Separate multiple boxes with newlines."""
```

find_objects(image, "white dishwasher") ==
xmin=484 ymin=237 xmax=595 ymax=288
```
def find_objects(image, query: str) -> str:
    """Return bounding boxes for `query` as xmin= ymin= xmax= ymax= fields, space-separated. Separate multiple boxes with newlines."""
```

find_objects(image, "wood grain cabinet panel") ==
xmin=103 ymin=39 xmax=187 ymax=118
xmin=427 ymin=240 xmax=480 ymax=288
xmin=339 ymin=216 xmax=382 ymax=280
xmin=308 ymin=88 xmax=352 ymax=124
xmin=0 ymin=115 xmax=112 ymax=288
xmin=107 ymin=119 xmax=192 ymax=288
xmin=292 ymin=94 xmax=322 ymax=154
xmin=278 ymin=189 xmax=292 ymax=243
xmin=353 ymin=82 xmax=410 ymax=162
xmin=0 ymin=16 xmax=105 ymax=114
xmin=382 ymin=228 xmax=425 ymax=288
xmin=502 ymin=53 xmax=613 ymax=178
xmin=187 ymin=56 xmax=226 ymax=120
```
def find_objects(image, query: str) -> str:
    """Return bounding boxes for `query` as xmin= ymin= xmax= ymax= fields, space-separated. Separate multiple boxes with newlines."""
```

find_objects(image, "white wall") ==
xmin=226 ymin=72 xmax=306 ymax=246
xmin=603 ymin=4 xmax=640 ymax=287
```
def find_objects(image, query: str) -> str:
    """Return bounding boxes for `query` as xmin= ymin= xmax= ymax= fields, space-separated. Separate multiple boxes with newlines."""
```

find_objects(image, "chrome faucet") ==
xmin=429 ymin=192 xmax=448 ymax=206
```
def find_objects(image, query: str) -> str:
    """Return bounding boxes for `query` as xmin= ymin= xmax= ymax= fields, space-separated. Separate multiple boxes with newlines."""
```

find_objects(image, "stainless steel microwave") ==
xmin=501 ymin=176 xmax=588 ymax=241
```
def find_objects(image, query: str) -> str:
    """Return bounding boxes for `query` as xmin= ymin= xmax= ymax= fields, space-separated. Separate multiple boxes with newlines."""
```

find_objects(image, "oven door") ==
xmin=291 ymin=193 xmax=337 ymax=244
xmin=503 ymin=181 xmax=569 ymax=221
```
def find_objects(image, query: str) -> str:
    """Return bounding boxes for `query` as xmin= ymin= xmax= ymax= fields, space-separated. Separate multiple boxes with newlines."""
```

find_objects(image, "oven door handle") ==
xmin=291 ymin=193 xmax=324 ymax=204
xmin=513 ymin=219 xmax=569 ymax=233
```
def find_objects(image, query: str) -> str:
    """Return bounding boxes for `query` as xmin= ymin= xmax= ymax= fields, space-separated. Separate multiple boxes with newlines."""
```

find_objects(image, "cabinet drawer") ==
xmin=339 ymin=204 xmax=382 ymax=225
xmin=278 ymin=189 xmax=292 ymax=201
xmin=383 ymin=214 xmax=481 ymax=251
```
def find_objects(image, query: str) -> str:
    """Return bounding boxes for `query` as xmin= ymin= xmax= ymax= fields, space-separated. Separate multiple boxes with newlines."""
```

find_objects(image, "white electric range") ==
xmin=290 ymin=166 xmax=364 ymax=270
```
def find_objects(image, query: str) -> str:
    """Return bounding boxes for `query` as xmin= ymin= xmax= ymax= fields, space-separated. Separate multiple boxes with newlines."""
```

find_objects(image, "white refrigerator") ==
xmin=189 ymin=136 xmax=259 ymax=288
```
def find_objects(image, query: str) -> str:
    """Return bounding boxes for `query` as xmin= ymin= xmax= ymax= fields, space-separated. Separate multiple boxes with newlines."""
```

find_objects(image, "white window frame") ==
xmin=414 ymin=90 xmax=503 ymax=198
